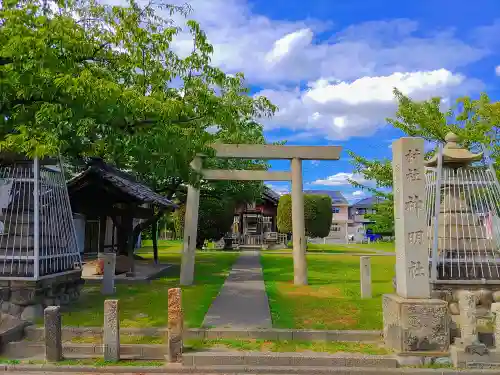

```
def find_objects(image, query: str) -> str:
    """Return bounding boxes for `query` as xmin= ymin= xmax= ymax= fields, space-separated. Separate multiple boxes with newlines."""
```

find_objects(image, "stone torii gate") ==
xmin=180 ymin=144 xmax=342 ymax=286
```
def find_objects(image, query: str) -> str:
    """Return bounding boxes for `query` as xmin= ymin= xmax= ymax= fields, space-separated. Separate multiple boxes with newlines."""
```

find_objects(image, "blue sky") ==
xmin=170 ymin=0 xmax=500 ymax=202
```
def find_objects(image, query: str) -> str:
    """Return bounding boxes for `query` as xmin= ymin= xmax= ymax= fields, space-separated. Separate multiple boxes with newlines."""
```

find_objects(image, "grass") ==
xmin=185 ymin=338 xmax=388 ymax=355
xmin=70 ymin=334 xmax=164 ymax=344
xmin=266 ymin=242 xmax=394 ymax=255
xmin=137 ymin=239 xmax=182 ymax=252
xmin=261 ymin=253 xmax=394 ymax=330
xmin=55 ymin=246 xmax=238 ymax=328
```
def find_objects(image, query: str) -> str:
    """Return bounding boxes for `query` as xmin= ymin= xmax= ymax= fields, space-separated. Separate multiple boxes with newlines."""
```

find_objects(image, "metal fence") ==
xmin=0 ymin=158 xmax=82 ymax=280
xmin=426 ymin=165 xmax=500 ymax=283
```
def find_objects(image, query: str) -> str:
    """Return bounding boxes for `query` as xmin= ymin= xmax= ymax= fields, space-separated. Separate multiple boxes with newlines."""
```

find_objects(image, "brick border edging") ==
xmin=1 ymin=364 xmax=500 ymax=374
xmin=25 ymin=326 xmax=383 ymax=342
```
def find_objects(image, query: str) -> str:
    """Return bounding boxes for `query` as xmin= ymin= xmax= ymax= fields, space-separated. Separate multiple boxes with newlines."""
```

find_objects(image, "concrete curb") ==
xmin=0 ymin=364 xmax=499 ymax=374
xmin=25 ymin=326 xmax=383 ymax=343
xmin=3 ymin=342 xmax=166 ymax=360
xmin=183 ymin=351 xmax=398 ymax=368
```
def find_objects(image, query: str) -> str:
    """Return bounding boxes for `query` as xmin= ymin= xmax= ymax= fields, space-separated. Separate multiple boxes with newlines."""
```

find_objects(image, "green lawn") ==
xmin=266 ymin=242 xmax=394 ymax=254
xmin=345 ymin=242 xmax=395 ymax=252
xmin=261 ymin=253 xmax=394 ymax=330
xmin=60 ymin=248 xmax=238 ymax=328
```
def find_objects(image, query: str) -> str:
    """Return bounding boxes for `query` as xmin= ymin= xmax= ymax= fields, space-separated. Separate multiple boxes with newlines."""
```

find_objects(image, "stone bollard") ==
xmin=491 ymin=302 xmax=500 ymax=347
xmin=103 ymin=300 xmax=120 ymax=362
xmin=167 ymin=288 xmax=183 ymax=362
xmin=360 ymin=256 xmax=372 ymax=298
xmin=44 ymin=306 xmax=62 ymax=362
xmin=100 ymin=253 xmax=117 ymax=295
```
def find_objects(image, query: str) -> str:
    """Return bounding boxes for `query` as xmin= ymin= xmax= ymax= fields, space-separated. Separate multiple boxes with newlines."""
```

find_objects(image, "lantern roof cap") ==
xmin=424 ymin=132 xmax=483 ymax=167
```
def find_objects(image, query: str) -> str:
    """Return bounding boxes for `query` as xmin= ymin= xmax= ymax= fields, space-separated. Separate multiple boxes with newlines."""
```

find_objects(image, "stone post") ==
xmin=492 ymin=302 xmax=500 ymax=348
xmin=167 ymin=288 xmax=183 ymax=362
xmin=44 ymin=306 xmax=62 ymax=362
xmin=180 ymin=157 xmax=202 ymax=286
xmin=382 ymin=137 xmax=449 ymax=356
xmin=457 ymin=291 xmax=480 ymax=347
xmin=360 ymin=256 xmax=372 ymax=299
xmin=100 ymin=252 xmax=116 ymax=295
xmin=103 ymin=299 xmax=120 ymax=362
xmin=291 ymin=157 xmax=307 ymax=286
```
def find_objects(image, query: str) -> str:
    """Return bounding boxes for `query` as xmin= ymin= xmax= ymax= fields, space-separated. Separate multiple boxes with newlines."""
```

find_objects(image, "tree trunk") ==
xmin=152 ymin=220 xmax=158 ymax=264
xmin=131 ymin=208 xmax=167 ymax=250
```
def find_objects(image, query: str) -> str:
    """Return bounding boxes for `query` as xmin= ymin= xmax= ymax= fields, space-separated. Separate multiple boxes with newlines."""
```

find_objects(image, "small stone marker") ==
xmin=44 ymin=306 xmax=62 ymax=362
xmin=392 ymin=137 xmax=430 ymax=299
xmin=492 ymin=302 xmax=500 ymax=347
xmin=167 ymin=288 xmax=183 ymax=362
xmin=103 ymin=299 xmax=120 ymax=362
xmin=101 ymin=252 xmax=116 ymax=295
xmin=360 ymin=256 xmax=372 ymax=298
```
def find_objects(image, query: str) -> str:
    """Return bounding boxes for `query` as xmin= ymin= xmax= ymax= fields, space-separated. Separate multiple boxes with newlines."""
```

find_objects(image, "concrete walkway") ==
xmin=203 ymin=251 xmax=272 ymax=329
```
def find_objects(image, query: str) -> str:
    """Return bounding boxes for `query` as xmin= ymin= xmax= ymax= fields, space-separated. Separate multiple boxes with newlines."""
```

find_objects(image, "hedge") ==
xmin=277 ymin=193 xmax=333 ymax=238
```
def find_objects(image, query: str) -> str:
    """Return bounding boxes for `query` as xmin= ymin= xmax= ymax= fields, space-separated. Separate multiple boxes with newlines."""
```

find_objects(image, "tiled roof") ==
xmin=352 ymin=196 xmax=384 ymax=208
xmin=262 ymin=186 xmax=280 ymax=204
xmin=303 ymin=190 xmax=349 ymax=205
xmin=67 ymin=159 xmax=177 ymax=208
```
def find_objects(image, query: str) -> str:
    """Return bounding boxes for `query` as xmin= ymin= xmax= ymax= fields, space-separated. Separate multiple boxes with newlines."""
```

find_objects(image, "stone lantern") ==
xmin=424 ymin=133 xmax=500 ymax=367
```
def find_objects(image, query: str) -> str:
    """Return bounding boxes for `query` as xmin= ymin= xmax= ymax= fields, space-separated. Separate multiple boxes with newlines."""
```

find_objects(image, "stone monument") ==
xmin=383 ymin=137 xmax=449 ymax=358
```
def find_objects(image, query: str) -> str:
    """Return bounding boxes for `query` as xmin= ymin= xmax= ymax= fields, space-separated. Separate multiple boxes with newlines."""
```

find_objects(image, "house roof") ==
xmin=67 ymin=159 xmax=177 ymax=208
xmin=351 ymin=196 xmax=384 ymax=209
xmin=262 ymin=186 xmax=280 ymax=204
xmin=303 ymin=190 xmax=349 ymax=205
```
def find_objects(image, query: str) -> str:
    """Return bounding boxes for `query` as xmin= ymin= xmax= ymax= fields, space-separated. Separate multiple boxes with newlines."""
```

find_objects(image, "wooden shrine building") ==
xmin=67 ymin=158 xmax=177 ymax=271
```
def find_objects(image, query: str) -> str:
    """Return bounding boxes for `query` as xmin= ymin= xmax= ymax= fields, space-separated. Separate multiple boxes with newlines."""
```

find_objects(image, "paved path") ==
xmin=203 ymin=250 xmax=272 ymax=328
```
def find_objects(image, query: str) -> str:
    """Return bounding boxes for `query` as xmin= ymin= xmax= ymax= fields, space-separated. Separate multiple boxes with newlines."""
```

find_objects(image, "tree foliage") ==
xmin=277 ymin=194 xmax=333 ymax=238
xmin=173 ymin=196 xmax=235 ymax=248
xmin=1 ymin=0 xmax=277 ymax=251
xmin=0 ymin=0 xmax=275 ymax=190
xmin=349 ymin=88 xmax=500 ymax=234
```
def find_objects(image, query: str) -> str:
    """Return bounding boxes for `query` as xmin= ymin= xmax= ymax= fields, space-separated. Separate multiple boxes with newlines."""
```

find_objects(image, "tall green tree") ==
xmin=1 ymin=0 xmax=276 ymax=252
xmin=349 ymin=88 xmax=500 ymax=234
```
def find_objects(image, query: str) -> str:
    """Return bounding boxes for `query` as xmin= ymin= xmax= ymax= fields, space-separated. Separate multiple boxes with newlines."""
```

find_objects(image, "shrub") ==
xmin=173 ymin=196 xmax=235 ymax=248
xmin=277 ymin=193 xmax=333 ymax=238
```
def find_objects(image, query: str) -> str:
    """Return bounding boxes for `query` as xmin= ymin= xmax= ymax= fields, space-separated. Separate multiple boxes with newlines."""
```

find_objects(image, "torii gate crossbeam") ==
xmin=180 ymin=144 xmax=342 ymax=286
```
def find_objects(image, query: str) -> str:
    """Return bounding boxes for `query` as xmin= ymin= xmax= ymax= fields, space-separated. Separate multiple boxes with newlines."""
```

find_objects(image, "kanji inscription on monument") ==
xmin=392 ymin=137 xmax=430 ymax=299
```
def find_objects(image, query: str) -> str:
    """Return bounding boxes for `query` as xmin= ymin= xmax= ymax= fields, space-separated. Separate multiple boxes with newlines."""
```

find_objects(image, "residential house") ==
xmin=303 ymin=190 xmax=350 ymax=242
xmin=348 ymin=196 xmax=384 ymax=240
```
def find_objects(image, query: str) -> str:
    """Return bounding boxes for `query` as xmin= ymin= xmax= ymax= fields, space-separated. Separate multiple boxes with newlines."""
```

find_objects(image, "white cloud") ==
xmin=265 ymin=183 xmax=289 ymax=196
xmin=352 ymin=190 xmax=365 ymax=197
xmin=496 ymin=65 xmax=500 ymax=76
xmin=163 ymin=0 xmax=488 ymax=86
xmin=114 ymin=0 xmax=490 ymax=140
xmin=312 ymin=172 xmax=367 ymax=186
xmin=259 ymin=69 xmax=481 ymax=139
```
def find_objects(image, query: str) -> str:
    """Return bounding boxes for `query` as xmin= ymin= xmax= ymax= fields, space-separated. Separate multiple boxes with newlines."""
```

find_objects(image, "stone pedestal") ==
xmin=0 ymin=272 xmax=84 ymax=322
xmin=382 ymin=294 xmax=449 ymax=354
xmin=450 ymin=346 xmax=500 ymax=369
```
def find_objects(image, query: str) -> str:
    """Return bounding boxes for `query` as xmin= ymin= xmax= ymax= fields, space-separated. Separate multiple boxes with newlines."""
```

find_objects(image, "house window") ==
xmin=330 ymin=225 xmax=341 ymax=232
xmin=332 ymin=207 xmax=340 ymax=213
